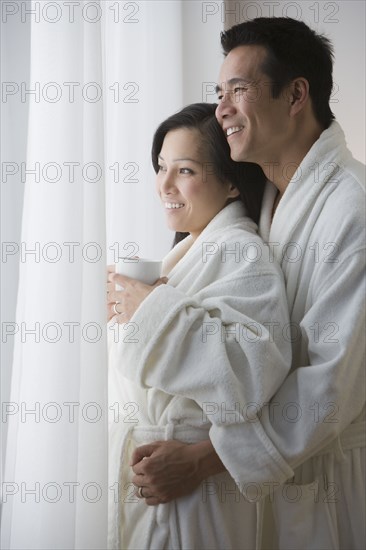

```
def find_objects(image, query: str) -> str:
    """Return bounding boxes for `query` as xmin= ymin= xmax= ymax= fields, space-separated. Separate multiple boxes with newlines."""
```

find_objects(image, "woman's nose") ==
xmin=159 ymin=170 xmax=176 ymax=194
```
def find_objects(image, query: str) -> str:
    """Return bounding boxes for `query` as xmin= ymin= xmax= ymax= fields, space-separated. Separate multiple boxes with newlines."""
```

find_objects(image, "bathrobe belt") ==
xmin=312 ymin=420 xmax=366 ymax=460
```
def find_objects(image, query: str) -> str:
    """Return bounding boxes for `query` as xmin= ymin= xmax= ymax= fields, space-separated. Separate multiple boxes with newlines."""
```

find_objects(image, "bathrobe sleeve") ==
xmin=208 ymin=246 xmax=365 ymax=490
xmin=269 ymin=246 xmax=365 ymax=445
xmin=210 ymin=149 xmax=365 ymax=491
xmin=118 ymin=249 xmax=295 ymax=487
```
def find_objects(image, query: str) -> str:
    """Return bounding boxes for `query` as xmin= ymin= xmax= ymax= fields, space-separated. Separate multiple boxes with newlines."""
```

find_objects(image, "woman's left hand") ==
xmin=107 ymin=272 xmax=168 ymax=323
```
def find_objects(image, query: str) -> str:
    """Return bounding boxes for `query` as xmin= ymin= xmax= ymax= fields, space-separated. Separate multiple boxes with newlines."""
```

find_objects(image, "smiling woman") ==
xmin=156 ymin=128 xmax=239 ymax=239
xmin=107 ymin=103 xmax=292 ymax=549
xmin=151 ymin=102 xmax=267 ymax=246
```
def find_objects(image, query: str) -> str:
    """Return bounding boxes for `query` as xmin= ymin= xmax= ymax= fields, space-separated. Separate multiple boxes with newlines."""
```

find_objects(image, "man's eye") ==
xmin=180 ymin=168 xmax=193 ymax=175
xmin=234 ymin=87 xmax=246 ymax=94
xmin=217 ymin=94 xmax=223 ymax=101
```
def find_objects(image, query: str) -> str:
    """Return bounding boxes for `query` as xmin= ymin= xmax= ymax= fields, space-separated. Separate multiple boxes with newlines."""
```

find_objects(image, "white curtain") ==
xmin=104 ymin=1 xmax=223 ymax=261
xmin=1 ymin=1 xmax=222 ymax=548
xmin=104 ymin=0 xmax=185 ymax=262
xmin=1 ymin=1 xmax=108 ymax=548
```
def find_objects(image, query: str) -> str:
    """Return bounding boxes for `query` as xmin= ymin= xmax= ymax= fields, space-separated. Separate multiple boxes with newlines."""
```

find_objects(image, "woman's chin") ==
xmin=166 ymin=222 xmax=187 ymax=233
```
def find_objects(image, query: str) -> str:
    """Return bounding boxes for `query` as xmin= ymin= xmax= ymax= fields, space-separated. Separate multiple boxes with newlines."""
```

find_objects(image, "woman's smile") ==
xmin=156 ymin=128 xmax=238 ymax=240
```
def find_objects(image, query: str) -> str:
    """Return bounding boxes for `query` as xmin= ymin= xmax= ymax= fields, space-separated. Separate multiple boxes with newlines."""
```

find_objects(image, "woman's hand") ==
xmin=107 ymin=269 xmax=168 ymax=323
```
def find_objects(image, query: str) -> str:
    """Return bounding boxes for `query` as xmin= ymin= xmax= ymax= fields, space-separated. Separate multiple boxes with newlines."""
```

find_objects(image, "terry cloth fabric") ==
xmin=108 ymin=201 xmax=292 ymax=549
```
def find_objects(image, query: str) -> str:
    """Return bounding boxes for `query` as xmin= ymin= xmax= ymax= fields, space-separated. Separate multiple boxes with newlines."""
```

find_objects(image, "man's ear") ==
xmin=288 ymin=77 xmax=310 ymax=115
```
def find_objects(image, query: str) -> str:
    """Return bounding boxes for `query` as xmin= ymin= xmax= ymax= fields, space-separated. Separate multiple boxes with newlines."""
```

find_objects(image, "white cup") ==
xmin=115 ymin=257 xmax=162 ymax=285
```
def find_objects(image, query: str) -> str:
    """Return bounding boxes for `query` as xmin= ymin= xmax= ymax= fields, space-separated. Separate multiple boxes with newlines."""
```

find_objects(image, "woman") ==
xmin=107 ymin=103 xmax=291 ymax=549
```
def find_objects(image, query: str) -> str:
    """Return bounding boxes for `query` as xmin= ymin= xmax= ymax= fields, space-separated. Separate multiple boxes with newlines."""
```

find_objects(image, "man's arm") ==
xmin=118 ymin=274 xmax=293 ymax=502
xmin=132 ymin=248 xmax=366 ymax=504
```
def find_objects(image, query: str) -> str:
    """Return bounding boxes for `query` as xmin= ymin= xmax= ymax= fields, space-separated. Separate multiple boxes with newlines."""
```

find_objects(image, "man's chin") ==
xmin=230 ymin=147 xmax=260 ymax=165
xmin=230 ymin=148 xmax=249 ymax=163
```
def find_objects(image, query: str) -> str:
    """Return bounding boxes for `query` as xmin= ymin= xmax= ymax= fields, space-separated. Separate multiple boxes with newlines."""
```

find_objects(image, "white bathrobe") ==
xmin=198 ymin=121 xmax=363 ymax=550
xmin=256 ymin=121 xmax=366 ymax=550
xmin=108 ymin=201 xmax=292 ymax=549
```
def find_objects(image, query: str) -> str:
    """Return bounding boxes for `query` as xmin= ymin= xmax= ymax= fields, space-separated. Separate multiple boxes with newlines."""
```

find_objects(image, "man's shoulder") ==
xmin=338 ymin=153 xmax=365 ymax=194
xmin=320 ymin=160 xmax=365 ymax=224
xmin=307 ymin=120 xmax=364 ymax=197
xmin=306 ymin=133 xmax=365 ymax=227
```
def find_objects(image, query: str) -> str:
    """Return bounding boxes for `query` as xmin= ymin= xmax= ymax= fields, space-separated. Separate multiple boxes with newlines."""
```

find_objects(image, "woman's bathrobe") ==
xmin=108 ymin=201 xmax=291 ymax=549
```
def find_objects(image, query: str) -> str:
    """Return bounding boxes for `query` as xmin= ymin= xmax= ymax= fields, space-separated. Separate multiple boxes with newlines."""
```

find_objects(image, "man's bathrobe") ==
xmin=108 ymin=201 xmax=291 ymax=549
xmin=255 ymin=121 xmax=366 ymax=550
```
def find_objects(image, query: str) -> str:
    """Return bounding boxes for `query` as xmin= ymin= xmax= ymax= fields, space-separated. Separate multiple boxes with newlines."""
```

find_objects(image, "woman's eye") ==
xmin=158 ymin=165 xmax=167 ymax=172
xmin=180 ymin=168 xmax=193 ymax=175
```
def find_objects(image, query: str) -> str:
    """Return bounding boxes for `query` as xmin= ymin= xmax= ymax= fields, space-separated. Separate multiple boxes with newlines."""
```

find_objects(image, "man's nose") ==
xmin=215 ymin=92 xmax=237 ymax=124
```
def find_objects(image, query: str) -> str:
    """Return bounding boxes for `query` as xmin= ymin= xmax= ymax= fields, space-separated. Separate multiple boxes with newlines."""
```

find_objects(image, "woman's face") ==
xmin=156 ymin=128 xmax=239 ymax=240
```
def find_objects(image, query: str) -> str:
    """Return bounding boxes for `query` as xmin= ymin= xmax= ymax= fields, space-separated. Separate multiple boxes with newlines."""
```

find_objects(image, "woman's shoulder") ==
xmin=205 ymin=213 xmax=266 ymax=249
xmin=201 ymin=218 xmax=284 ymax=280
xmin=200 ymin=202 xmax=260 ymax=240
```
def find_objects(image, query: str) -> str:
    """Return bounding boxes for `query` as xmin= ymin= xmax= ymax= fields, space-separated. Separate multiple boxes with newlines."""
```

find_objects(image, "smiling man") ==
xmin=129 ymin=17 xmax=365 ymax=549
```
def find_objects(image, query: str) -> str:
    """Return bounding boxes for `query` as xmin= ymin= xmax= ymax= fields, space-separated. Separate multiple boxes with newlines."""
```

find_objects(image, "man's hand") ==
xmin=131 ymin=439 xmax=225 ymax=505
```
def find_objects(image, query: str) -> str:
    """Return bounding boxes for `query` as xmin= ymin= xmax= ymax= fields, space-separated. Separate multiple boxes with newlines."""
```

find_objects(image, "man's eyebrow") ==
xmin=215 ymin=77 xmax=252 ymax=94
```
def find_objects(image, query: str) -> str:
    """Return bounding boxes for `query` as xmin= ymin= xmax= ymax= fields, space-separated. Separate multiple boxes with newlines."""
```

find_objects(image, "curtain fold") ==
xmin=104 ymin=0 xmax=185 ymax=262
xmin=2 ymin=2 xmax=108 ymax=548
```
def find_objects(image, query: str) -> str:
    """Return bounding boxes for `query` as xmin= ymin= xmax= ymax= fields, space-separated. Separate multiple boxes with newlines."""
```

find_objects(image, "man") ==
xmin=129 ymin=18 xmax=365 ymax=548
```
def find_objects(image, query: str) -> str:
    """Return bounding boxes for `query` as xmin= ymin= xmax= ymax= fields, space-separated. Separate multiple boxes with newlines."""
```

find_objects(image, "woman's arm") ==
xmin=116 ymin=262 xmax=293 ymax=493
xmin=131 ymin=249 xmax=366 ymax=504
xmin=119 ymin=272 xmax=291 ymax=415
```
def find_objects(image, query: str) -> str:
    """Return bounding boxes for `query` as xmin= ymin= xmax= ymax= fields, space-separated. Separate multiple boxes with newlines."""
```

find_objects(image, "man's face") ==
xmin=215 ymin=45 xmax=292 ymax=167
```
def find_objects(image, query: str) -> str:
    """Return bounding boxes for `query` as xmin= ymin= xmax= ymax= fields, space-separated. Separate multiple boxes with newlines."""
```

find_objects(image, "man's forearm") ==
xmin=193 ymin=439 xmax=226 ymax=481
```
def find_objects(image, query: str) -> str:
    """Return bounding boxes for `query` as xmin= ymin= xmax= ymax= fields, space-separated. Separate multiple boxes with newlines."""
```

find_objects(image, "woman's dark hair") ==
xmin=151 ymin=103 xmax=266 ymax=246
xmin=220 ymin=17 xmax=335 ymax=129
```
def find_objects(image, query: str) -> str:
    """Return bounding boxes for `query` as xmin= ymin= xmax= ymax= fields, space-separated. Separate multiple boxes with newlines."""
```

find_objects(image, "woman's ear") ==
xmin=227 ymin=183 xmax=240 ymax=199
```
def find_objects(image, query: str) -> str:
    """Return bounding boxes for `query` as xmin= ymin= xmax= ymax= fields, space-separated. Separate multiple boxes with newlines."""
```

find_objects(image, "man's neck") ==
xmin=263 ymin=122 xmax=325 ymax=197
